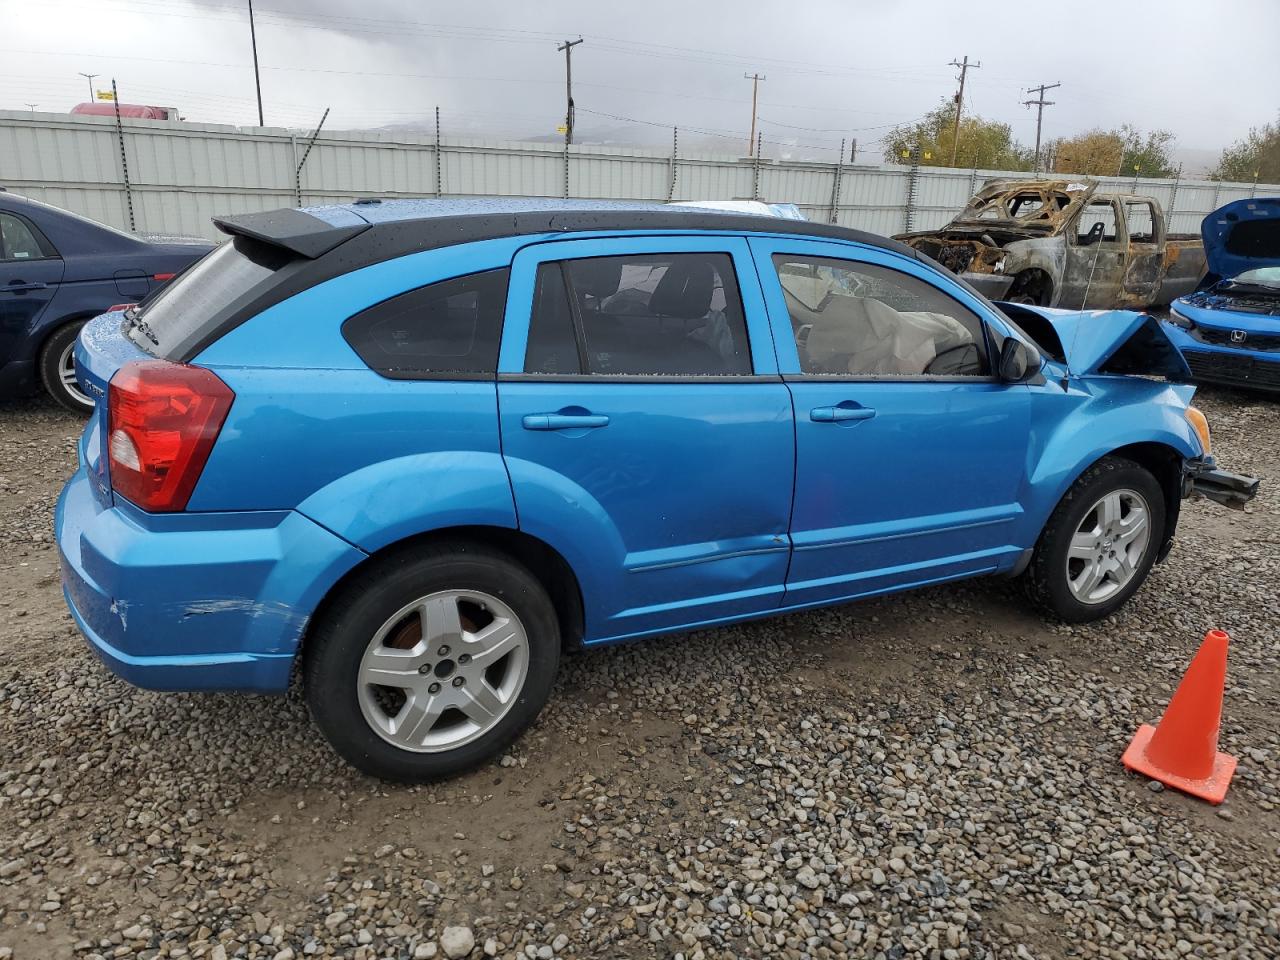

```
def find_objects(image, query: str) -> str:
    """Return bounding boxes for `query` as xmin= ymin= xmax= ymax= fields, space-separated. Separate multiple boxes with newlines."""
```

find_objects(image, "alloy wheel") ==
xmin=58 ymin=340 xmax=93 ymax=408
xmin=356 ymin=589 xmax=529 ymax=753
xmin=1065 ymin=488 xmax=1152 ymax=604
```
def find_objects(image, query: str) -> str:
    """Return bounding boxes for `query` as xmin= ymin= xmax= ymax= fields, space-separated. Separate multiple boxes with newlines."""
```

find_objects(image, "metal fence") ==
xmin=2 ymin=109 xmax=1275 ymax=241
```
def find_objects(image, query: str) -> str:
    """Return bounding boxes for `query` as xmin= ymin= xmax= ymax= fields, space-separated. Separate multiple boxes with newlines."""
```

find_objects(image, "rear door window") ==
xmin=0 ymin=213 xmax=52 ymax=261
xmin=343 ymin=268 xmax=509 ymax=378
xmin=524 ymin=252 xmax=752 ymax=376
xmin=127 ymin=239 xmax=289 ymax=357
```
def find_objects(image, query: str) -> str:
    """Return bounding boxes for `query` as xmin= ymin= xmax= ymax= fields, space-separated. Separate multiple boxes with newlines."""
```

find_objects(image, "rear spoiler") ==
xmin=212 ymin=208 xmax=369 ymax=259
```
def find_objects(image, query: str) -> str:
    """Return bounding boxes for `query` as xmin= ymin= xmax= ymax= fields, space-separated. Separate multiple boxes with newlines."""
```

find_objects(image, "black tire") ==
xmin=304 ymin=541 xmax=560 ymax=781
xmin=1024 ymin=456 xmax=1166 ymax=623
xmin=1006 ymin=271 xmax=1051 ymax=307
xmin=38 ymin=321 xmax=94 ymax=414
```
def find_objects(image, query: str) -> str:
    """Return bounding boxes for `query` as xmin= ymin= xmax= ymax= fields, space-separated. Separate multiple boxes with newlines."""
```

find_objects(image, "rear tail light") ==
xmin=107 ymin=360 xmax=234 ymax=512
xmin=153 ymin=273 xmax=176 ymax=282
xmin=107 ymin=303 xmax=136 ymax=313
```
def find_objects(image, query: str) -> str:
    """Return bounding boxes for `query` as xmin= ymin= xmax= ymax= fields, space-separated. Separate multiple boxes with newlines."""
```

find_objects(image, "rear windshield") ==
xmin=127 ymin=238 xmax=291 ymax=357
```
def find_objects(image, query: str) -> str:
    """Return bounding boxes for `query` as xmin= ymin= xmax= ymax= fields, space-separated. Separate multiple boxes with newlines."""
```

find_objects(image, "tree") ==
xmin=1048 ymin=125 xmax=1177 ymax=178
xmin=1212 ymin=116 xmax=1280 ymax=183
xmin=883 ymin=98 xmax=1033 ymax=171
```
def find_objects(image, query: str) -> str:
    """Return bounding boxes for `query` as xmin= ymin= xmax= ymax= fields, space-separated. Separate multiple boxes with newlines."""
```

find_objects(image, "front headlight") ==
xmin=1167 ymin=307 xmax=1194 ymax=330
xmin=1185 ymin=406 xmax=1212 ymax=456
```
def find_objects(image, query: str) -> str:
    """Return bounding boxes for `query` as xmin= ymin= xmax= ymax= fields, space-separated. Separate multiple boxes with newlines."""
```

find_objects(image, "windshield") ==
xmin=1226 ymin=267 xmax=1280 ymax=290
xmin=126 ymin=238 xmax=292 ymax=358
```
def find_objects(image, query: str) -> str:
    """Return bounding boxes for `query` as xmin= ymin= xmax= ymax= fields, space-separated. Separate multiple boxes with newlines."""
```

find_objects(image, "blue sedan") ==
xmin=56 ymin=199 xmax=1257 ymax=780
xmin=0 ymin=190 xmax=212 ymax=411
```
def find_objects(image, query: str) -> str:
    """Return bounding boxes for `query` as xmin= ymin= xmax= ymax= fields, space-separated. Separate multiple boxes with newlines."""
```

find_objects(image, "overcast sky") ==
xmin=3 ymin=0 xmax=1277 ymax=169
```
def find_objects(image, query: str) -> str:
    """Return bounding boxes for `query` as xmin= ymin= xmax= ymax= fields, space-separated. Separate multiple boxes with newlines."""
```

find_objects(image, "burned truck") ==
xmin=896 ymin=179 xmax=1206 ymax=310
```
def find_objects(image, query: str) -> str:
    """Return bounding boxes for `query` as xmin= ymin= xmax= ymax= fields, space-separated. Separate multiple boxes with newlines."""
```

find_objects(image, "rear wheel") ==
xmin=39 ymin=321 xmax=94 ymax=414
xmin=304 ymin=542 xmax=560 ymax=781
xmin=1024 ymin=457 xmax=1165 ymax=622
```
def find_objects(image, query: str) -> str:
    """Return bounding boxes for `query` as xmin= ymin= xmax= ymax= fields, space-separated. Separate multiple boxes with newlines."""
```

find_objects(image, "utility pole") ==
xmin=1022 ymin=81 xmax=1060 ymax=173
xmin=247 ymin=0 xmax=264 ymax=126
xmin=24 ymin=104 xmax=37 ymax=115
xmin=948 ymin=56 xmax=980 ymax=167
xmin=849 ymin=137 xmax=858 ymax=163
xmin=557 ymin=37 xmax=583 ymax=145
xmin=744 ymin=72 xmax=765 ymax=157
xmin=77 ymin=72 xmax=98 ymax=102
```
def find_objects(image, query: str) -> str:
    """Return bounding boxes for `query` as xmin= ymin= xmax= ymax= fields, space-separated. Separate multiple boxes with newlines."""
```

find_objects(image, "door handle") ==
xmin=522 ymin=413 xmax=610 ymax=431
xmin=810 ymin=405 xmax=876 ymax=423
xmin=4 ymin=281 xmax=47 ymax=293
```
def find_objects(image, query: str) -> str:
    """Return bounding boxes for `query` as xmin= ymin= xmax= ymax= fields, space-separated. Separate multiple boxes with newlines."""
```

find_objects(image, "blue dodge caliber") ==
xmin=56 ymin=199 xmax=1257 ymax=780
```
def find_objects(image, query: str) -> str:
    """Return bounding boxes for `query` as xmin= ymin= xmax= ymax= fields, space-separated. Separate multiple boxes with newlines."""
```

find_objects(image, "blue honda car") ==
xmin=1164 ymin=197 xmax=1280 ymax=392
xmin=0 ymin=190 xmax=212 ymax=411
xmin=55 ymin=199 xmax=1257 ymax=780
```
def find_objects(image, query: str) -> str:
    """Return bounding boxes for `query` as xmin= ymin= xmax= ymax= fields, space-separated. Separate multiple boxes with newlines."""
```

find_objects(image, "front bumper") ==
xmin=55 ymin=468 xmax=365 ymax=692
xmin=1183 ymin=457 xmax=1260 ymax=510
xmin=1161 ymin=321 xmax=1280 ymax=393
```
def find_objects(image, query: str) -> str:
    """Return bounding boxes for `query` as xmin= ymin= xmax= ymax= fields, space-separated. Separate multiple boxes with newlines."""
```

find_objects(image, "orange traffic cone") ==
xmin=1122 ymin=629 xmax=1237 ymax=804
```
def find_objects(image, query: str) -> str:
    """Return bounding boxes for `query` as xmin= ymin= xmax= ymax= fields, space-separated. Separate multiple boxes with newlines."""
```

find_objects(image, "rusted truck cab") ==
xmin=897 ymin=179 xmax=1206 ymax=310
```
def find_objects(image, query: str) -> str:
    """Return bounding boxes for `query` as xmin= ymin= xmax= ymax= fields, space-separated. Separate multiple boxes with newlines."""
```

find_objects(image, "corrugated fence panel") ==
xmin=3 ymin=111 xmax=1277 ymax=243
xmin=673 ymin=158 xmax=755 ymax=203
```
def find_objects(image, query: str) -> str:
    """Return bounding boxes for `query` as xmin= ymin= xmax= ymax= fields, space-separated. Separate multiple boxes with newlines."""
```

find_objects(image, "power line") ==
xmin=76 ymin=72 xmax=97 ymax=102
xmin=948 ymin=55 xmax=980 ymax=166
xmin=246 ymin=0 xmax=264 ymax=126
xmin=556 ymin=37 xmax=583 ymax=146
xmin=744 ymin=73 xmax=765 ymax=157
xmin=1023 ymin=81 xmax=1061 ymax=173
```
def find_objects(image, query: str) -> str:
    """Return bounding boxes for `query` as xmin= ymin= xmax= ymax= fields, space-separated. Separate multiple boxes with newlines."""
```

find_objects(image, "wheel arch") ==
xmin=1007 ymin=268 xmax=1054 ymax=307
xmin=302 ymin=525 xmax=586 ymax=663
xmin=37 ymin=310 xmax=97 ymax=357
xmin=1045 ymin=441 xmax=1185 ymax=560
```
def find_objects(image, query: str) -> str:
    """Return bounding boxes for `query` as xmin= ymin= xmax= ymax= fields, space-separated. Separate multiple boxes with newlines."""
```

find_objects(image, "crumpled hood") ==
xmin=1003 ymin=304 xmax=1192 ymax=380
xmin=1202 ymin=197 xmax=1280 ymax=280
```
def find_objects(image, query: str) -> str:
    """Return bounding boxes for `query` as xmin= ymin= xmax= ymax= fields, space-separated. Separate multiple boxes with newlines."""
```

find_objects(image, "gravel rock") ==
xmin=1 ymin=389 xmax=1278 ymax=958
xmin=440 ymin=926 xmax=475 ymax=958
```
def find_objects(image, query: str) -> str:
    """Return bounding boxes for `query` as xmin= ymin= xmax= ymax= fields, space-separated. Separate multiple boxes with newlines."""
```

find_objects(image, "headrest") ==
xmin=650 ymin=259 xmax=715 ymax=319
xmin=572 ymin=259 xmax=623 ymax=300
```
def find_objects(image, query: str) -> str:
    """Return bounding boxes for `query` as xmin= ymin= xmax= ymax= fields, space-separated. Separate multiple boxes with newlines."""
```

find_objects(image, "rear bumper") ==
xmin=55 ymin=469 xmax=365 ymax=692
xmin=1183 ymin=456 xmax=1260 ymax=510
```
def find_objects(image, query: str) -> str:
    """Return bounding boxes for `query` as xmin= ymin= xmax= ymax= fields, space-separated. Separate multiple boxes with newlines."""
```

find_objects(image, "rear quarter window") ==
xmin=342 ymin=268 xmax=510 ymax=379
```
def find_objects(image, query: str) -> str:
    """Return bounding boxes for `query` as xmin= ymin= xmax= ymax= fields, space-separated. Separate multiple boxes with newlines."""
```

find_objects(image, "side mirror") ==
xmin=998 ymin=338 xmax=1038 ymax=382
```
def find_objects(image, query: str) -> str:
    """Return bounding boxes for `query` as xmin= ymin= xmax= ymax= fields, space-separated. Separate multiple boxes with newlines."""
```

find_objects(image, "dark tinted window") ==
xmin=525 ymin=263 xmax=581 ymax=374
xmin=344 ymin=268 xmax=509 ymax=378
xmin=128 ymin=239 xmax=290 ymax=357
xmin=527 ymin=253 xmax=751 ymax=376
xmin=773 ymin=256 xmax=988 ymax=377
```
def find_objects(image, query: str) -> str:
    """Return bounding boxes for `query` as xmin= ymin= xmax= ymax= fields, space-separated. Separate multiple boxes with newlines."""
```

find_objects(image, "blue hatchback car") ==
xmin=56 ymin=199 xmax=1257 ymax=780
xmin=1164 ymin=198 xmax=1280 ymax=393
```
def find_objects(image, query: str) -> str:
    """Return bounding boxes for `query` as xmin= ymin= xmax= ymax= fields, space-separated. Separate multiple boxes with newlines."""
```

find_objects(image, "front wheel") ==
xmin=304 ymin=543 xmax=560 ymax=781
xmin=39 ymin=321 xmax=94 ymax=414
xmin=1024 ymin=457 xmax=1165 ymax=623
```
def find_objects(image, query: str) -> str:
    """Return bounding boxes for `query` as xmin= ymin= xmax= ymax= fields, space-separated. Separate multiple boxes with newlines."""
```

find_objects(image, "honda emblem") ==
xmin=1230 ymin=329 xmax=1248 ymax=344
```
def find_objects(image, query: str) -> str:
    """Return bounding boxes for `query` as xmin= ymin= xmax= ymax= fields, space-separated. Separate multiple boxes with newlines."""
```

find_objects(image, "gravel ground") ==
xmin=1 ymin=388 xmax=1278 ymax=960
